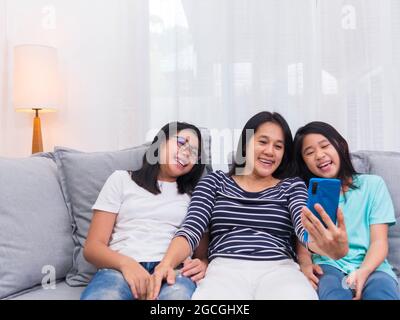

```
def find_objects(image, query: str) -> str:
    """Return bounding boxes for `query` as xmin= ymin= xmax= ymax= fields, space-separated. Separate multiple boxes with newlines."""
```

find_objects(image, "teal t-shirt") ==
xmin=312 ymin=174 xmax=397 ymax=281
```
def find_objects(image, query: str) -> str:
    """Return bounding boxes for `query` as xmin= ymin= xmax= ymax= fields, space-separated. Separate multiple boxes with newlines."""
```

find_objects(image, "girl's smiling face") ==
xmin=159 ymin=129 xmax=199 ymax=179
xmin=301 ymin=133 xmax=341 ymax=178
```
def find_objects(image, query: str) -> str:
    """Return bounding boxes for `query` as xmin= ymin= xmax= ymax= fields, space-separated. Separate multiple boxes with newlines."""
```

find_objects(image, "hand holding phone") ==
xmin=304 ymin=178 xmax=341 ymax=242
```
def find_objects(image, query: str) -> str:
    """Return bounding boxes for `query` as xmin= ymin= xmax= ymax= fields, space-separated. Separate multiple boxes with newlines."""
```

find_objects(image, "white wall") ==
xmin=0 ymin=0 xmax=149 ymax=157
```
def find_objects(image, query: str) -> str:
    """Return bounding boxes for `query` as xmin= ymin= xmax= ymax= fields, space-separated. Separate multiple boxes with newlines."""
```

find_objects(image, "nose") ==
xmin=315 ymin=148 xmax=325 ymax=160
xmin=262 ymin=143 xmax=274 ymax=156
xmin=179 ymin=145 xmax=191 ymax=157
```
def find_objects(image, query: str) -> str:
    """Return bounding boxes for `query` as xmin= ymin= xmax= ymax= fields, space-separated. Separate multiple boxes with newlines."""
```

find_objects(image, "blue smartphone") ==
xmin=304 ymin=178 xmax=341 ymax=242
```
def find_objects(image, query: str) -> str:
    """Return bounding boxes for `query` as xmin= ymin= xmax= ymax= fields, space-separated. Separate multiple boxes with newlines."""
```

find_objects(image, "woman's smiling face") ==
xmin=301 ymin=133 xmax=341 ymax=178
xmin=245 ymin=121 xmax=285 ymax=178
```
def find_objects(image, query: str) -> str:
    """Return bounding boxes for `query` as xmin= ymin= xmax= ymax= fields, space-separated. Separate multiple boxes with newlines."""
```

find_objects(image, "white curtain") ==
xmin=1 ymin=0 xmax=399 ymax=165
xmin=148 ymin=0 xmax=400 ymax=169
xmin=0 ymin=0 xmax=7 ymax=153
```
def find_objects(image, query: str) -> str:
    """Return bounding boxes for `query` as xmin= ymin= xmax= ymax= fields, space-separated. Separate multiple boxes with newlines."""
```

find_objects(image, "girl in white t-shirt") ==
xmin=81 ymin=122 xmax=209 ymax=300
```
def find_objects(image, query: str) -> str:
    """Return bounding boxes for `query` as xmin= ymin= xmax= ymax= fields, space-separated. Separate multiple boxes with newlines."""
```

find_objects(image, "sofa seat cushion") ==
xmin=8 ymin=281 xmax=85 ymax=300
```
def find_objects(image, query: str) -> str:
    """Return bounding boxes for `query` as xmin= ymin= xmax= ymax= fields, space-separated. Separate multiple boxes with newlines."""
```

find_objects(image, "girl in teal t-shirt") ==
xmin=293 ymin=121 xmax=399 ymax=300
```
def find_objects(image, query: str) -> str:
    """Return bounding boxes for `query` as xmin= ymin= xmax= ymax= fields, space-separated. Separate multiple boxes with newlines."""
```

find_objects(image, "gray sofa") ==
xmin=0 ymin=148 xmax=399 ymax=300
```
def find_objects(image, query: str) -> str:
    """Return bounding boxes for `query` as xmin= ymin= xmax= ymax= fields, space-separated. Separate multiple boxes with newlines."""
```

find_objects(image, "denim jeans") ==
xmin=80 ymin=262 xmax=196 ymax=300
xmin=317 ymin=264 xmax=400 ymax=300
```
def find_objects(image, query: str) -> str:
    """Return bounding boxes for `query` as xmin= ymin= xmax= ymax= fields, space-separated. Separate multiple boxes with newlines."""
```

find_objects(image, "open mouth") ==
xmin=317 ymin=161 xmax=333 ymax=171
xmin=176 ymin=156 xmax=189 ymax=169
xmin=258 ymin=158 xmax=275 ymax=166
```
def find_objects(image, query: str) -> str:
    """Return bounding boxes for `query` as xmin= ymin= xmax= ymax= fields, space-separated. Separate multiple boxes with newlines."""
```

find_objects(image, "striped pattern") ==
xmin=175 ymin=170 xmax=308 ymax=261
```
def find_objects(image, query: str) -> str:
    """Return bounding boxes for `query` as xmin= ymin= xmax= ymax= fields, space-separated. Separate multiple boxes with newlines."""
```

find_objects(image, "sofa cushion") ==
xmin=54 ymin=145 xmax=150 ymax=286
xmin=359 ymin=151 xmax=400 ymax=278
xmin=0 ymin=156 xmax=75 ymax=299
xmin=350 ymin=152 xmax=370 ymax=174
xmin=7 ymin=281 xmax=85 ymax=300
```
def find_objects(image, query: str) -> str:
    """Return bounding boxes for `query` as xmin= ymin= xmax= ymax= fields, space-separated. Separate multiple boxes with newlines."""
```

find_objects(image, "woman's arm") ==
xmin=296 ymin=240 xmax=323 ymax=290
xmin=84 ymin=210 xmax=151 ymax=300
xmin=181 ymin=232 xmax=210 ymax=282
xmin=346 ymin=224 xmax=389 ymax=300
xmin=192 ymin=231 xmax=209 ymax=262
xmin=147 ymin=173 xmax=218 ymax=299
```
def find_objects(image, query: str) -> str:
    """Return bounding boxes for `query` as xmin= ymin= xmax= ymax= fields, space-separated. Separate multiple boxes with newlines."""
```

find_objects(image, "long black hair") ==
xmin=293 ymin=121 xmax=358 ymax=189
xmin=228 ymin=111 xmax=295 ymax=179
xmin=130 ymin=122 xmax=205 ymax=196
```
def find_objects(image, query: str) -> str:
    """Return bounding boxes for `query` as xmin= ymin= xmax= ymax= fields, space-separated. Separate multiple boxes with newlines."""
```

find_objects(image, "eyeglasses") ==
xmin=175 ymin=135 xmax=199 ymax=160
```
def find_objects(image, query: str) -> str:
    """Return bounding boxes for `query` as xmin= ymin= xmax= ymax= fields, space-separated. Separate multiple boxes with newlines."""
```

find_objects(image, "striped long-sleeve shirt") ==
xmin=175 ymin=170 xmax=308 ymax=261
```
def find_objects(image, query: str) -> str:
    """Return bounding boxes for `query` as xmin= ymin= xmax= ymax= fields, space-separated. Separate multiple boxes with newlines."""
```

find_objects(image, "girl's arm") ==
xmin=84 ymin=211 xmax=133 ymax=270
xmin=360 ymin=224 xmax=389 ymax=273
xmin=84 ymin=210 xmax=151 ymax=300
xmin=346 ymin=224 xmax=389 ymax=300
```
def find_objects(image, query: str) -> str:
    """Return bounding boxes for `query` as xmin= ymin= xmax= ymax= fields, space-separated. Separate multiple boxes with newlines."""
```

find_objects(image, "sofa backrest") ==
xmin=0 ymin=156 xmax=75 ymax=299
xmin=352 ymin=151 xmax=400 ymax=279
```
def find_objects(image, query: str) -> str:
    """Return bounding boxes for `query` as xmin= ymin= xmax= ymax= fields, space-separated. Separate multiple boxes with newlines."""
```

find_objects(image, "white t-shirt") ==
xmin=92 ymin=170 xmax=191 ymax=262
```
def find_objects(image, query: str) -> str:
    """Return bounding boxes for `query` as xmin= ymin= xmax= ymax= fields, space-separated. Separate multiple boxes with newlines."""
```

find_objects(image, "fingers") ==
xmin=302 ymin=207 xmax=326 ymax=236
xmin=166 ymin=268 xmax=176 ymax=285
xmin=181 ymin=259 xmax=196 ymax=273
xmin=313 ymin=264 xmax=324 ymax=275
xmin=337 ymin=208 xmax=346 ymax=230
xmin=309 ymin=280 xmax=318 ymax=290
xmin=182 ymin=260 xmax=203 ymax=277
xmin=301 ymin=209 xmax=324 ymax=240
xmin=191 ymin=272 xmax=205 ymax=283
xmin=314 ymin=204 xmax=336 ymax=230
xmin=183 ymin=265 xmax=203 ymax=278
xmin=354 ymin=279 xmax=362 ymax=300
xmin=128 ymin=281 xmax=139 ymax=300
xmin=152 ymin=272 xmax=163 ymax=300
xmin=183 ymin=257 xmax=191 ymax=267
xmin=308 ymin=272 xmax=320 ymax=285
xmin=139 ymin=278 xmax=149 ymax=300
xmin=147 ymin=276 xmax=155 ymax=300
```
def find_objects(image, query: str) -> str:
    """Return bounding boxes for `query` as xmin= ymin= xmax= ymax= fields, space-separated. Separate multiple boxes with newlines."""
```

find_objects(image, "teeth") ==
xmin=177 ymin=158 xmax=187 ymax=167
xmin=259 ymin=159 xmax=273 ymax=165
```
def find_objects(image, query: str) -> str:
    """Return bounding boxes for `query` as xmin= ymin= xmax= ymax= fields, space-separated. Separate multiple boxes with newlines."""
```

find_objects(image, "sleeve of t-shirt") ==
xmin=174 ymin=172 xmax=217 ymax=254
xmin=91 ymin=171 xmax=124 ymax=214
xmin=287 ymin=178 xmax=309 ymax=248
xmin=369 ymin=176 xmax=396 ymax=226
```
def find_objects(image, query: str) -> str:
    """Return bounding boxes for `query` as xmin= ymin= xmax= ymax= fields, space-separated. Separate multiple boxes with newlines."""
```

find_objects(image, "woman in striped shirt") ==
xmin=148 ymin=112 xmax=349 ymax=300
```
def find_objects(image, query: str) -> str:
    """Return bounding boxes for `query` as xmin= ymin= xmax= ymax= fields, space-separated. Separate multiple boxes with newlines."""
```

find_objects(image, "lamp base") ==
xmin=32 ymin=110 xmax=43 ymax=154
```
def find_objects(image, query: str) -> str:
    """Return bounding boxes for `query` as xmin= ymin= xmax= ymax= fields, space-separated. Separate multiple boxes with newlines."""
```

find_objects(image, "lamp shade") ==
xmin=13 ymin=45 xmax=60 ymax=112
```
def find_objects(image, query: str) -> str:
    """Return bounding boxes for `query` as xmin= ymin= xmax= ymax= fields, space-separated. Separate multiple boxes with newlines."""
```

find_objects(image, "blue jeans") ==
xmin=317 ymin=264 xmax=400 ymax=300
xmin=80 ymin=262 xmax=196 ymax=300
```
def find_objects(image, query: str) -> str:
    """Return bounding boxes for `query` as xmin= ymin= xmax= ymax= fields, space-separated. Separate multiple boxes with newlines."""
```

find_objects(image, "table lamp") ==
xmin=13 ymin=45 xmax=61 ymax=154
